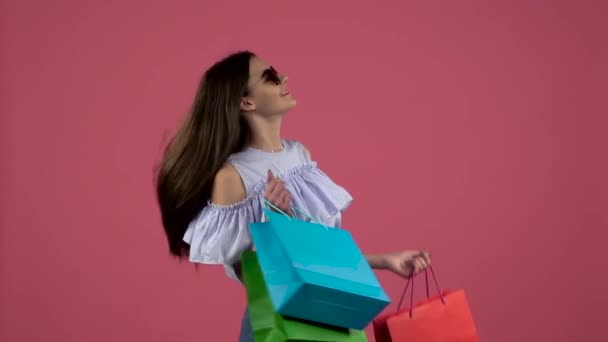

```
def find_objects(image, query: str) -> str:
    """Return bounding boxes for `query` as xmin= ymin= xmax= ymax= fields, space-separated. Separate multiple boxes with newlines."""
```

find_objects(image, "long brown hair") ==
xmin=156 ymin=51 xmax=255 ymax=258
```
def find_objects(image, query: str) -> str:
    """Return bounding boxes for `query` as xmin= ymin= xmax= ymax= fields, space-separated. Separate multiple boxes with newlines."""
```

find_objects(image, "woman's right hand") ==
xmin=264 ymin=170 xmax=293 ymax=215
xmin=381 ymin=250 xmax=432 ymax=278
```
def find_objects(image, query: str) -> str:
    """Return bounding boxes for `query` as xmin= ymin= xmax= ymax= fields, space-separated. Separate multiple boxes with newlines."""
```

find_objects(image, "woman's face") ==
xmin=241 ymin=57 xmax=296 ymax=116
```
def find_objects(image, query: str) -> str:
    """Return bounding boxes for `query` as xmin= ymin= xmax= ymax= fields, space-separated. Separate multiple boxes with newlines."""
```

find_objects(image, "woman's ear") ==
xmin=240 ymin=97 xmax=256 ymax=112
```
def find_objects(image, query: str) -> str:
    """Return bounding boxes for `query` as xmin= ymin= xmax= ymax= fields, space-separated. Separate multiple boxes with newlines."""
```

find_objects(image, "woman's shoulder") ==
xmin=211 ymin=163 xmax=247 ymax=206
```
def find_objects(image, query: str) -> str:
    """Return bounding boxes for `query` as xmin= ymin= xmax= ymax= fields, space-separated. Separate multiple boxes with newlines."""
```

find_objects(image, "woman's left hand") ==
xmin=264 ymin=170 xmax=293 ymax=215
xmin=382 ymin=250 xmax=432 ymax=278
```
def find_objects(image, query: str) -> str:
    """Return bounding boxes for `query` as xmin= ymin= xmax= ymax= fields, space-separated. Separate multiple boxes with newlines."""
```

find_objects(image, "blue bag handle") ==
xmin=263 ymin=199 xmax=330 ymax=230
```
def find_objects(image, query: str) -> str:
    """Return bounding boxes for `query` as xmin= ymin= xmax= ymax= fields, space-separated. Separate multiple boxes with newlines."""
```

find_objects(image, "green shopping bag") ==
xmin=241 ymin=251 xmax=368 ymax=341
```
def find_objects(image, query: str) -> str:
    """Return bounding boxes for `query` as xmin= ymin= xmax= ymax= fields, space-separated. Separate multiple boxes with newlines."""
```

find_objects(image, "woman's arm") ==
xmin=211 ymin=165 xmax=291 ymax=281
xmin=300 ymin=144 xmax=432 ymax=278
xmin=365 ymin=254 xmax=388 ymax=270
xmin=366 ymin=251 xmax=432 ymax=278
xmin=210 ymin=164 xmax=249 ymax=282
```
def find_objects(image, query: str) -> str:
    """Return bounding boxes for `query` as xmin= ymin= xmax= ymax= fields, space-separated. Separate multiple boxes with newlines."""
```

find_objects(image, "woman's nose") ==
xmin=280 ymin=75 xmax=288 ymax=83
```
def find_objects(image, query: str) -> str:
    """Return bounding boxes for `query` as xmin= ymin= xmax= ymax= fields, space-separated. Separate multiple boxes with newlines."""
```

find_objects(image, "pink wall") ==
xmin=1 ymin=1 xmax=606 ymax=341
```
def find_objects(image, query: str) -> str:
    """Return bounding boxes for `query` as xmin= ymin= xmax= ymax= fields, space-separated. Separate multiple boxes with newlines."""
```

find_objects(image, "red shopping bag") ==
xmin=372 ymin=267 xmax=479 ymax=342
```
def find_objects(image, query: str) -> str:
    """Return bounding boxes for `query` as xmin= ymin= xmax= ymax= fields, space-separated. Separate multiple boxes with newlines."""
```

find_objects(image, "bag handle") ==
xmin=263 ymin=199 xmax=292 ymax=218
xmin=263 ymin=199 xmax=331 ymax=230
xmin=396 ymin=266 xmax=445 ymax=318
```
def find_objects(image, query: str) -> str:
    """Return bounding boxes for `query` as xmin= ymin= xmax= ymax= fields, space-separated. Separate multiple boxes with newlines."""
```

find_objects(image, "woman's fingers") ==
xmin=265 ymin=180 xmax=277 ymax=197
xmin=265 ymin=171 xmax=280 ymax=198
xmin=278 ymin=190 xmax=291 ymax=210
xmin=264 ymin=170 xmax=292 ymax=212
xmin=414 ymin=258 xmax=424 ymax=272
xmin=267 ymin=169 xmax=275 ymax=182
xmin=272 ymin=180 xmax=285 ymax=199
xmin=408 ymin=256 xmax=422 ymax=273
xmin=422 ymin=251 xmax=432 ymax=266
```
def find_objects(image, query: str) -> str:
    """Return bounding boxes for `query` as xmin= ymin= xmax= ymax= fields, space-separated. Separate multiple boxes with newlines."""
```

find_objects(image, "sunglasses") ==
xmin=250 ymin=66 xmax=282 ymax=87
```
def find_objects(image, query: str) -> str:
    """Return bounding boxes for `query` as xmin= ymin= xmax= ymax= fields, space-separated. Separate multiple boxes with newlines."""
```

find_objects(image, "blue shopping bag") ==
xmin=248 ymin=201 xmax=391 ymax=330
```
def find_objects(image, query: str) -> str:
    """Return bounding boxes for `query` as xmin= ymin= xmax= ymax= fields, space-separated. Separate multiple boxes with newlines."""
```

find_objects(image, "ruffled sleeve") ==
xmin=282 ymin=162 xmax=354 ymax=227
xmin=182 ymin=195 xmax=263 ymax=266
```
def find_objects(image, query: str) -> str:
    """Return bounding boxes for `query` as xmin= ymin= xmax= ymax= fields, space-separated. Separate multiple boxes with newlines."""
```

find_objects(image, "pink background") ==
xmin=1 ymin=0 xmax=606 ymax=341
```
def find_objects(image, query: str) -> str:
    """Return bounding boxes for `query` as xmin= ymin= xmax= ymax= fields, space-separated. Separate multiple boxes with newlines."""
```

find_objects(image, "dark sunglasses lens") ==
xmin=267 ymin=67 xmax=281 ymax=84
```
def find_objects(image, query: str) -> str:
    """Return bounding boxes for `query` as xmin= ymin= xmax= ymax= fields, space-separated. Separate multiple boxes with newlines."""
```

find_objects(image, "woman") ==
xmin=156 ymin=51 xmax=432 ymax=341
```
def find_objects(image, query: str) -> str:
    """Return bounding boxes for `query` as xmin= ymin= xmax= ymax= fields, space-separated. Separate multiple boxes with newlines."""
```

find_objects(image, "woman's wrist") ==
xmin=365 ymin=253 xmax=388 ymax=270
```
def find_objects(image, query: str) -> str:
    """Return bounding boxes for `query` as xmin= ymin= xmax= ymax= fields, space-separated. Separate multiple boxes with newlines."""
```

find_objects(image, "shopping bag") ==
xmin=241 ymin=251 xmax=368 ymax=341
xmin=248 ymin=202 xmax=390 ymax=330
xmin=372 ymin=267 xmax=479 ymax=342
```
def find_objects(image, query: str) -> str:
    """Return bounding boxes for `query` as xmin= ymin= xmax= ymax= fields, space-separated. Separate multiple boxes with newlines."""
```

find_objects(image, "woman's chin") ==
xmin=285 ymin=96 xmax=297 ymax=109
